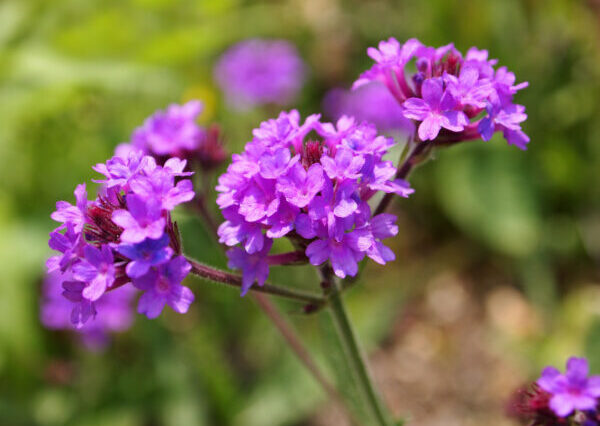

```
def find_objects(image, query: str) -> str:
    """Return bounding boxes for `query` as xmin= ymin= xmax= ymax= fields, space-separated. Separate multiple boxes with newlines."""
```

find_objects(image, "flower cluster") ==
xmin=216 ymin=110 xmax=413 ymax=293
xmin=356 ymin=38 xmax=529 ymax=148
xmin=48 ymin=151 xmax=195 ymax=326
xmin=323 ymin=82 xmax=414 ymax=134
xmin=118 ymin=100 xmax=226 ymax=170
xmin=511 ymin=357 xmax=600 ymax=425
xmin=40 ymin=271 xmax=135 ymax=350
xmin=214 ymin=39 xmax=306 ymax=110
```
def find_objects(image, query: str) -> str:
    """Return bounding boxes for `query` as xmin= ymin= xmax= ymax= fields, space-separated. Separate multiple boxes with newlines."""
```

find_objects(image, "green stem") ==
xmin=322 ymin=268 xmax=393 ymax=426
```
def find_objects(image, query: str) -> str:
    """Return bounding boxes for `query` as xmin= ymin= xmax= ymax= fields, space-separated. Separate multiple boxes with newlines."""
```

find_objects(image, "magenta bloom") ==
xmin=92 ymin=151 xmax=153 ymax=189
xmin=51 ymin=184 xmax=88 ymax=233
xmin=116 ymin=234 xmax=173 ymax=279
xmin=129 ymin=168 xmax=195 ymax=211
xmin=356 ymin=37 xmax=529 ymax=147
xmin=402 ymin=78 xmax=468 ymax=140
xmin=306 ymin=232 xmax=365 ymax=279
xmin=214 ymin=39 xmax=306 ymax=110
xmin=72 ymin=245 xmax=116 ymax=302
xmin=537 ymin=357 xmax=600 ymax=417
xmin=47 ymin=224 xmax=84 ymax=273
xmin=227 ymin=239 xmax=273 ymax=295
xmin=132 ymin=256 xmax=194 ymax=319
xmin=112 ymin=195 xmax=166 ymax=244
xmin=131 ymin=100 xmax=205 ymax=157
xmin=277 ymin=163 xmax=325 ymax=208
xmin=217 ymin=111 xmax=410 ymax=286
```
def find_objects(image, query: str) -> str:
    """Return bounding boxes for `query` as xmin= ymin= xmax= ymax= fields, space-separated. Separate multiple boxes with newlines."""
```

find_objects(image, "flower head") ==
xmin=356 ymin=38 xmax=529 ymax=148
xmin=47 ymin=149 xmax=195 ymax=326
xmin=214 ymin=39 xmax=306 ymax=109
xmin=217 ymin=110 xmax=412 ymax=290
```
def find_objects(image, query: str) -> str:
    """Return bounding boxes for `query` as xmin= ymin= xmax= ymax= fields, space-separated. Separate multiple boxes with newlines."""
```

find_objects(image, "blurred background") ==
xmin=1 ymin=0 xmax=600 ymax=425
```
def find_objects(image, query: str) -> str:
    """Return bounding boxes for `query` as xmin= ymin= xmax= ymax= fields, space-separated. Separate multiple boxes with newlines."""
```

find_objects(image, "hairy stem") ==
xmin=267 ymin=251 xmax=308 ymax=266
xmin=186 ymin=257 xmax=326 ymax=306
xmin=320 ymin=267 xmax=393 ymax=426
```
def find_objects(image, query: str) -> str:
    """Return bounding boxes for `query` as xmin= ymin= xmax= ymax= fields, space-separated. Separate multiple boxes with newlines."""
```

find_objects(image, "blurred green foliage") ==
xmin=2 ymin=0 xmax=600 ymax=424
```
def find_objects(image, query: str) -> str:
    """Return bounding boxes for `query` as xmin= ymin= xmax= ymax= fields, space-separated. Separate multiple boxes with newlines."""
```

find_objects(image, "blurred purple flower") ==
xmin=131 ymin=100 xmax=205 ymax=157
xmin=323 ymin=82 xmax=413 ymax=133
xmin=214 ymin=39 xmax=306 ymax=109
xmin=41 ymin=271 xmax=135 ymax=350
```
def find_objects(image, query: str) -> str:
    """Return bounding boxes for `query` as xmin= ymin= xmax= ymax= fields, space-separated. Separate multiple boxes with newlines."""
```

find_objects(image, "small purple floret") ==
xmin=132 ymin=256 xmax=194 ymax=319
xmin=537 ymin=357 xmax=600 ymax=417
xmin=116 ymin=234 xmax=173 ymax=279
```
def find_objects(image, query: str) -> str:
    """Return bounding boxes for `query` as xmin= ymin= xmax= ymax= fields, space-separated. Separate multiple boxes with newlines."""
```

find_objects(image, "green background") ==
xmin=1 ymin=0 xmax=600 ymax=424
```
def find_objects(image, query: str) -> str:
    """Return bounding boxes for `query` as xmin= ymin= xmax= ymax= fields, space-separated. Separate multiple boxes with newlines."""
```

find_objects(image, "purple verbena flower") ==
xmin=217 ymin=111 xmax=409 ymax=283
xmin=277 ymin=163 xmax=325 ymax=208
xmin=226 ymin=239 xmax=273 ymax=295
xmin=72 ymin=244 xmax=116 ymax=301
xmin=51 ymin=184 xmax=88 ymax=233
xmin=47 ymin=144 xmax=195 ymax=326
xmin=214 ymin=39 xmax=306 ymax=110
xmin=132 ymin=256 xmax=194 ymax=319
xmin=537 ymin=357 xmax=600 ymax=417
xmin=306 ymin=232 xmax=365 ymax=279
xmin=116 ymin=234 xmax=173 ymax=279
xmin=321 ymin=148 xmax=364 ymax=181
xmin=47 ymin=224 xmax=84 ymax=273
xmin=402 ymin=78 xmax=468 ymax=141
xmin=356 ymin=38 xmax=529 ymax=147
xmin=129 ymin=167 xmax=195 ymax=211
xmin=112 ymin=194 xmax=166 ymax=244
xmin=92 ymin=150 xmax=153 ymax=189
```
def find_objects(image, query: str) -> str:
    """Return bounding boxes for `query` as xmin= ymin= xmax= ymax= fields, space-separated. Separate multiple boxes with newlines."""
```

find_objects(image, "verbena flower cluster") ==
xmin=214 ymin=39 xmax=306 ymax=110
xmin=512 ymin=357 xmax=600 ymax=425
xmin=323 ymin=82 xmax=414 ymax=134
xmin=41 ymin=271 xmax=135 ymax=350
xmin=356 ymin=38 xmax=529 ymax=148
xmin=48 ymin=151 xmax=195 ymax=326
xmin=216 ymin=110 xmax=413 ymax=293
